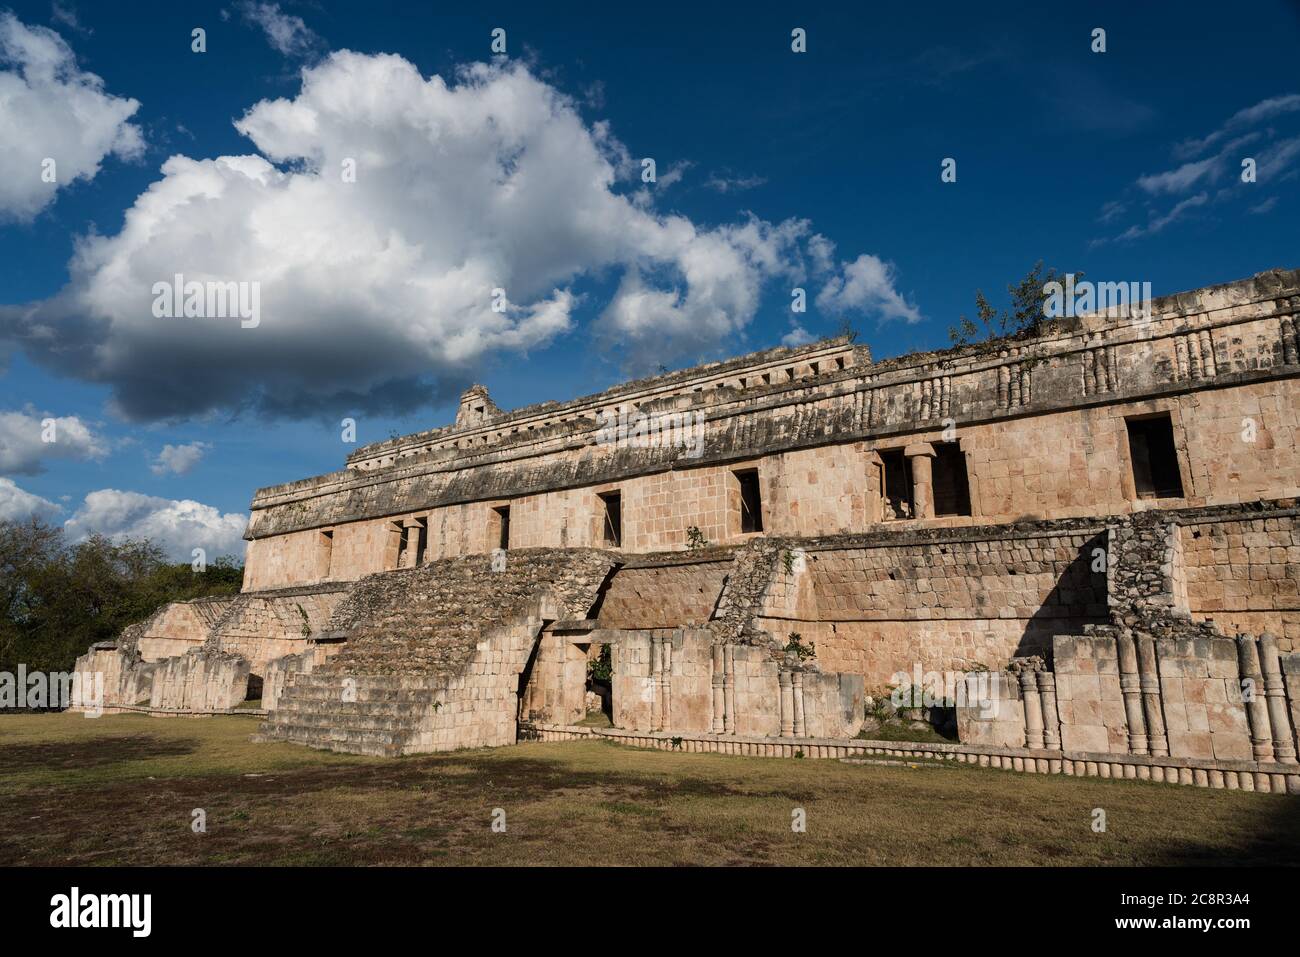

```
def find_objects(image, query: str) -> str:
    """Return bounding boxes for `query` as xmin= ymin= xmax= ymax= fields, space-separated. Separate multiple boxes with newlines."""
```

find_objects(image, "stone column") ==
xmin=1259 ymin=634 xmax=1296 ymax=763
xmin=1239 ymin=635 xmax=1275 ymax=763
xmin=1037 ymin=671 xmax=1061 ymax=750
xmin=658 ymin=636 xmax=673 ymax=732
xmin=1280 ymin=653 xmax=1300 ymax=760
xmin=1117 ymin=631 xmax=1149 ymax=755
xmin=1136 ymin=636 xmax=1168 ymax=757
xmin=1198 ymin=330 xmax=1217 ymax=377
xmin=649 ymin=636 xmax=662 ymax=731
xmin=723 ymin=644 xmax=736 ymax=734
xmin=1020 ymin=669 xmax=1045 ymax=749
xmin=904 ymin=443 xmax=936 ymax=520
xmin=1282 ymin=312 xmax=1299 ymax=365
xmin=791 ymin=671 xmax=806 ymax=737
xmin=779 ymin=670 xmax=795 ymax=737
xmin=711 ymin=644 xmax=725 ymax=734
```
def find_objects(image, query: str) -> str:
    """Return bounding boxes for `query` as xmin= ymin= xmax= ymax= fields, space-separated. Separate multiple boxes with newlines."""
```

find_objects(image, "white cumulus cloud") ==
xmin=0 ymin=477 xmax=62 ymax=521
xmin=2 ymin=51 xmax=913 ymax=418
xmin=816 ymin=254 xmax=922 ymax=324
xmin=0 ymin=408 xmax=108 ymax=476
xmin=150 ymin=441 xmax=211 ymax=476
xmin=63 ymin=489 xmax=247 ymax=561
xmin=0 ymin=12 xmax=143 ymax=222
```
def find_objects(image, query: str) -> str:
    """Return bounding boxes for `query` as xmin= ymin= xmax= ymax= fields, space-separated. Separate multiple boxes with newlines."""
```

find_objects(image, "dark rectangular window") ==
xmin=493 ymin=505 xmax=511 ymax=549
xmin=932 ymin=442 xmax=972 ymax=517
xmin=1126 ymin=415 xmax=1184 ymax=499
xmin=599 ymin=491 xmax=622 ymax=547
xmin=736 ymin=469 xmax=764 ymax=533
xmin=879 ymin=449 xmax=913 ymax=520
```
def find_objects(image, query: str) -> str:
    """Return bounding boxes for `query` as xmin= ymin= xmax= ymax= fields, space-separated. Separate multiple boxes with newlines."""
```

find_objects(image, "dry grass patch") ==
xmin=1 ymin=713 xmax=1296 ymax=866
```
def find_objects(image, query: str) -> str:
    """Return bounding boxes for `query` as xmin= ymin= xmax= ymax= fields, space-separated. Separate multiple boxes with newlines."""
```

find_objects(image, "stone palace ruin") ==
xmin=77 ymin=268 xmax=1300 ymax=793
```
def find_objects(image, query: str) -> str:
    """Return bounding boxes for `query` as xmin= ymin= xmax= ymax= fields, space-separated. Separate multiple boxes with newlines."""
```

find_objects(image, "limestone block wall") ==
xmin=979 ymin=630 xmax=1300 ymax=765
xmin=800 ymin=671 xmax=865 ymax=738
xmin=1054 ymin=635 xmax=1134 ymax=753
xmin=405 ymin=616 xmax=547 ymax=751
xmin=518 ymin=629 xmax=591 ymax=725
xmin=243 ymin=529 xmax=326 ymax=591
xmin=148 ymin=650 xmax=250 ymax=711
xmin=136 ymin=598 xmax=236 ymax=660
xmin=620 ymin=467 xmax=733 ymax=552
xmin=1155 ymin=637 xmax=1253 ymax=761
xmin=208 ymin=588 xmax=348 ymax=670
xmin=729 ymin=646 xmax=782 ymax=736
xmin=71 ymin=646 xmax=154 ymax=709
xmin=755 ymin=529 xmax=1108 ymax=688
xmin=1178 ymin=511 xmax=1300 ymax=650
xmin=596 ymin=558 xmax=731 ymax=629
xmin=955 ymin=671 xmax=1026 ymax=748
xmin=611 ymin=629 xmax=656 ymax=730
xmin=262 ymin=643 xmax=339 ymax=712
xmin=610 ymin=629 xmax=862 ymax=739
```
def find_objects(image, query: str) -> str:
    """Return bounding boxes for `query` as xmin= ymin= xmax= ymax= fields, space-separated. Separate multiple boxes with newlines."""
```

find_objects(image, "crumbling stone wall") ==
xmin=321 ymin=548 xmax=617 ymax=676
xmin=204 ymin=586 xmax=348 ymax=668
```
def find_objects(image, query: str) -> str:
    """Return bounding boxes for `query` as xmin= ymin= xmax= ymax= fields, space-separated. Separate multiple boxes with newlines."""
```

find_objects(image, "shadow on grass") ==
xmin=1140 ymin=789 xmax=1300 ymax=867
xmin=0 ymin=735 xmax=199 ymax=773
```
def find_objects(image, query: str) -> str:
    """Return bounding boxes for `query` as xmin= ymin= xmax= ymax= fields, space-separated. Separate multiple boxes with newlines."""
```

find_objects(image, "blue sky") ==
xmin=1 ymin=0 xmax=1297 ymax=560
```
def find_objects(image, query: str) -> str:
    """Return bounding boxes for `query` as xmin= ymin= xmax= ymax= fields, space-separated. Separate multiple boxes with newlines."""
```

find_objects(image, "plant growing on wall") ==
xmin=685 ymin=525 xmax=709 ymax=550
xmin=587 ymin=644 xmax=612 ymax=682
xmin=784 ymin=632 xmax=816 ymax=661
xmin=948 ymin=261 xmax=1083 ymax=346
xmin=296 ymin=603 xmax=312 ymax=637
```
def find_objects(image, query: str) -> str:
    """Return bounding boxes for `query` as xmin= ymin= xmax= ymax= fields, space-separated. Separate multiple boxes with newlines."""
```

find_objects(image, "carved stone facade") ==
xmin=73 ymin=269 xmax=1300 ymax=785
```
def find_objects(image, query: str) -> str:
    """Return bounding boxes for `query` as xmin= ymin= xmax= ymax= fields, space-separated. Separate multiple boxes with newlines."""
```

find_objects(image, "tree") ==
xmin=0 ymin=519 xmax=243 ymax=681
xmin=948 ymin=261 xmax=1083 ymax=347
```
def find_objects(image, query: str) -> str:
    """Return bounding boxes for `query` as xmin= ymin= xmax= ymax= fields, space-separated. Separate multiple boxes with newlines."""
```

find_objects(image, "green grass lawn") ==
xmin=1 ymin=712 xmax=1296 ymax=866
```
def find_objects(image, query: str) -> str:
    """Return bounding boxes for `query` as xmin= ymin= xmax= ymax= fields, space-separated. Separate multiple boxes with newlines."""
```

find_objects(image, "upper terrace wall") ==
xmin=136 ymin=597 xmax=236 ymax=660
xmin=754 ymin=527 xmax=1109 ymax=687
xmin=242 ymin=269 xmax=1300 ymax=592
xmin=243 ymin=375 xmax=1300 ymax=590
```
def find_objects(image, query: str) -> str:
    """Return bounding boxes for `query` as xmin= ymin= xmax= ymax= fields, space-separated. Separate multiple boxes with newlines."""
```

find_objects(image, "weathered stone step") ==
xmin=253 ymin=717 xmax=416 ymax=754
xmin=261 ymin=711 xmax=429 ymax=733
xmin=271 ymin=699 xmax=440 ymax=718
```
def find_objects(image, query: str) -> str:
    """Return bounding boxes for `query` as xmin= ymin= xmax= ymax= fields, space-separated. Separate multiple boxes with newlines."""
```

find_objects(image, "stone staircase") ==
xmin=254 ymin=548 xmax=620 ymax=756
xmin=252 ymin=672 xmax=451 ymax=756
